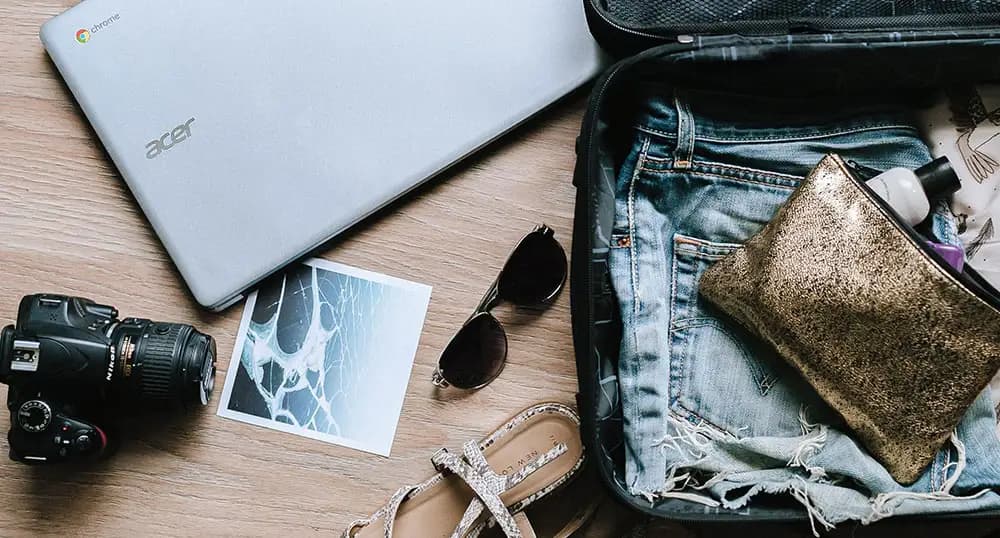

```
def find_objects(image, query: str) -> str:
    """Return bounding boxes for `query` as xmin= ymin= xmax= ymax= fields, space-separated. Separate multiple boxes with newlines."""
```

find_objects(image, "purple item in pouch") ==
xmin=928 ymin=242 xmax=965 ymax=272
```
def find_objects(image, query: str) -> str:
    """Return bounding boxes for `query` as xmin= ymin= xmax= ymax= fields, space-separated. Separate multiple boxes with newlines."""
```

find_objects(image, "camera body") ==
xmin=0 ymin=294 xmax=216 ymax=463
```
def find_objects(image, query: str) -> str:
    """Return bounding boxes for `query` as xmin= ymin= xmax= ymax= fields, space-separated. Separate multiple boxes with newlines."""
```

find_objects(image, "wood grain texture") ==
xmin=7 ymin=3 xmax=1000 ymax=538
xmin=0 ymin=1 xmax=596 ymax=535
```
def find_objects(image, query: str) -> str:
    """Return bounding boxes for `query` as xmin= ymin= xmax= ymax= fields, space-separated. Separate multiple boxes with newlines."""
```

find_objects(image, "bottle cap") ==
xmin=915 ymin=157 xmax=962 ymax=200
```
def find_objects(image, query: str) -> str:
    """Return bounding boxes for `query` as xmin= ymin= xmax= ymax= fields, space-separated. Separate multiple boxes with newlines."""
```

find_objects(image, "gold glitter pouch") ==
xmin=699 ymin=153 xmax=1000 ymax=485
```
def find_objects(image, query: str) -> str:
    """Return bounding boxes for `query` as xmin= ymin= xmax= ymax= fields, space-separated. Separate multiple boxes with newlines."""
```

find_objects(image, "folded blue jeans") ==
xmin=608 ymin=88 xmax=1000 ymax=529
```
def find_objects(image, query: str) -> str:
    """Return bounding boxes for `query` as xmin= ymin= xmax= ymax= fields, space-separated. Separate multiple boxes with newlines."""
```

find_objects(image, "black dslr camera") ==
xmin=0 ymin=294 xmax=217 ymax=463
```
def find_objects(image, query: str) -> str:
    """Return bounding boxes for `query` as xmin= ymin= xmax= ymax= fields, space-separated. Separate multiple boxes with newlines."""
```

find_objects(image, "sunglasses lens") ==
xmin=498 ymin=229 xmax=567 ymax=305
xmin=438 ymin=313 xmax=507 ymax=389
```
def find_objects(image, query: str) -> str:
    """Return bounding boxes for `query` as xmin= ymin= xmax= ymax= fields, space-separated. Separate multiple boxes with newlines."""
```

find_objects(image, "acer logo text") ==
xmin=146 ymin=118 xmax=196 ymax=159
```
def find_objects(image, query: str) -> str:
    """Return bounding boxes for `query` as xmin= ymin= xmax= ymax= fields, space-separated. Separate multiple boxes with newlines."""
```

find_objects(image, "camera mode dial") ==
xmin=17 ymin=400 xmax=52 ymax=433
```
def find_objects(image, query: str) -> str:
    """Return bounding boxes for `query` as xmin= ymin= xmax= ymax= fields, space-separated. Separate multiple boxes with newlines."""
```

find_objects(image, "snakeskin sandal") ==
xmin=343 ymin=402 xmax=586 ymax=538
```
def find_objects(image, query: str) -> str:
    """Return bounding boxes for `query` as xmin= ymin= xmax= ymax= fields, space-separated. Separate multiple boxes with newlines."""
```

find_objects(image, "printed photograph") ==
xmin=217 ymin=259 xmax=432 ymax=456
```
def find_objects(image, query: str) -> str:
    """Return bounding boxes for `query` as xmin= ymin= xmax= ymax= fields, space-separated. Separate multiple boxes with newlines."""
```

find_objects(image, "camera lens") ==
xmin=109 ymin=319 xmax=217 ymax=406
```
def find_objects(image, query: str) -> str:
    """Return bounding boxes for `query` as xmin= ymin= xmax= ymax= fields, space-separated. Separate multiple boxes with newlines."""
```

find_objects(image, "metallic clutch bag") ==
xmin=700 ymin=154 xmax=1000 ymax=485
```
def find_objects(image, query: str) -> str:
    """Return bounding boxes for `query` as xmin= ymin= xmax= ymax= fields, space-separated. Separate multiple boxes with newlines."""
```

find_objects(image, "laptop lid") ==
xmin=41 ymin=0 xmax=607 ymax=310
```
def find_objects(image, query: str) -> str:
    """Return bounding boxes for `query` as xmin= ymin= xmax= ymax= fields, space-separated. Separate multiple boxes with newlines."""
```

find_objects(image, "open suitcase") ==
xmin=570 ymin=0 xmax=1000 ymax=532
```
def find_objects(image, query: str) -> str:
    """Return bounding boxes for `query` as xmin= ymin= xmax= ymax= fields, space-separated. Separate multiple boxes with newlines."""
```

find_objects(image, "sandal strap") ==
xmin=492 ymin=441 xmax=568 ymax=487
xmin=342 ymin=485 xmax=419 ymax=538
xmin=433 ymin=445 xmax=521 ymax=537
xmin=381 ymin=485 xmax=419 ymax=538
xmin=431 ymin=440 xmax=568 ymax=538
xmin=513 ymin=513 xmax=537 ymax=538
xmin=454 ymin=495 xmax=492 ymax=538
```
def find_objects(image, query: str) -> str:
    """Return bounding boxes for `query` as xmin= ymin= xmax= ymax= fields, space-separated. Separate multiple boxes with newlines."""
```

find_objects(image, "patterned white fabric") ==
xmin=921 ymin=88 xmax=1000 ymax=288
xmin=921 ymin=88 xmax=1000 ymax=417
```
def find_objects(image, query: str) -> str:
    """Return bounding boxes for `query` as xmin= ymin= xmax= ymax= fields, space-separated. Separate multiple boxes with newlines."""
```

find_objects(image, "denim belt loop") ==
xmin=672 ymin=90 xmax=696 ymax=170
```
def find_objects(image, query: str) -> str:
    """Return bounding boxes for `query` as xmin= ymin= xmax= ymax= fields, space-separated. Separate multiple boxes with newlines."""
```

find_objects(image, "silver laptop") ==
xmin=41 ymin=1 xmax=607 ymax=310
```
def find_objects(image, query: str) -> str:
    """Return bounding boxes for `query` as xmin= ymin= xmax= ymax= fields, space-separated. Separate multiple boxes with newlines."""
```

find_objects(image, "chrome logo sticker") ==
xmin=75 ymin=13 xmax=120 ymax=44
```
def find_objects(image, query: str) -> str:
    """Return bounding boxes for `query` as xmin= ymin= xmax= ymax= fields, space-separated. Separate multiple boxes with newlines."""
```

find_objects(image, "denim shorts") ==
xmin=609 ymin=87 xmax=1000 ymax=528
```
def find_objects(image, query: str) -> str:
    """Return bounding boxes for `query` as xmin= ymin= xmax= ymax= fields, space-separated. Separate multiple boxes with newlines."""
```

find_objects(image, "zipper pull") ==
xmin=846 ymin=160 xmax=883 ymax=181
xmin=787 ymin=19 xmax=819 ymax=33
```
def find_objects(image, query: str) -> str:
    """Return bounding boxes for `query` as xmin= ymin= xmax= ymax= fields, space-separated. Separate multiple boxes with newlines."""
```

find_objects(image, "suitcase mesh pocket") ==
xmin=602 ymin=0 xmax=1000 ymax=32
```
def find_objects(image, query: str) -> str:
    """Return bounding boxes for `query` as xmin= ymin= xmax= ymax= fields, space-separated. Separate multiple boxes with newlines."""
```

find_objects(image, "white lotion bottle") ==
xmin=865 ymin=157 xmax=962 ymax=226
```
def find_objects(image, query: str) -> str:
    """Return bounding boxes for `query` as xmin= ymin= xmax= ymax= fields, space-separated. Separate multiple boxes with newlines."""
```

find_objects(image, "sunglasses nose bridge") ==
xmin=474 ymin=279 xmax=502 ymax=314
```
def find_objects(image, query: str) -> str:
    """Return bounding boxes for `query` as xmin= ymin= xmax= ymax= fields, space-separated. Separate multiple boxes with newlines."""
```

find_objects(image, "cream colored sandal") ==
xmin=343 ymin=403 xmax=586 ymax=538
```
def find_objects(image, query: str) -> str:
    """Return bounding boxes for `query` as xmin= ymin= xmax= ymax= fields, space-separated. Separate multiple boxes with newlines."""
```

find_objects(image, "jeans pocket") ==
xmin=668 ymin=233 xmax=809 ymax=437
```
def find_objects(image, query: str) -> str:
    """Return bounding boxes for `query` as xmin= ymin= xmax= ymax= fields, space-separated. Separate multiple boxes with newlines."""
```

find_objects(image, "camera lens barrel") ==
xmin=110 ymin=319 xmax=217 ymax=405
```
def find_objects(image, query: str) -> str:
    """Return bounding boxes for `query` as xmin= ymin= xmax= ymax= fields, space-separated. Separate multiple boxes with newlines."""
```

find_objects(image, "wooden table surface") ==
xmin=0 ymin=2 xmax=595 ymax=535
xmin=11 ymin=4 xmax=1000 ymax=538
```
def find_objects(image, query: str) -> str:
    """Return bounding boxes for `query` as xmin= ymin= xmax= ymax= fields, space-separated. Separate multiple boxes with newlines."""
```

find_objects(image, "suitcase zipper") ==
xmin=584 ymin=2 xmax=1000 ymax=48
xmin=584 ymin=0 xmax=674 ymax=42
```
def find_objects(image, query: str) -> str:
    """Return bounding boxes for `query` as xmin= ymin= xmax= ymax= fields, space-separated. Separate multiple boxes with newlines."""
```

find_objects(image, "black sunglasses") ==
xmin=431 ymin=224 xmax=567 ymax=389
